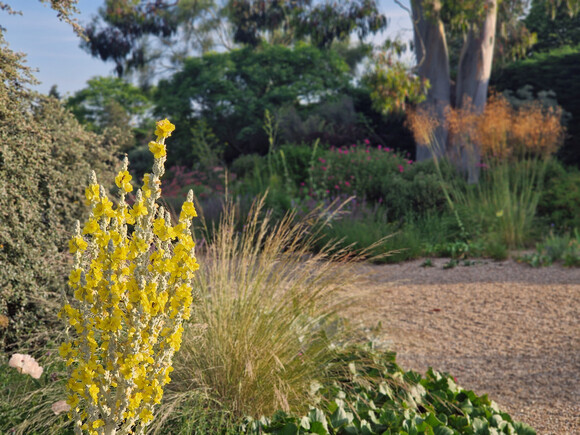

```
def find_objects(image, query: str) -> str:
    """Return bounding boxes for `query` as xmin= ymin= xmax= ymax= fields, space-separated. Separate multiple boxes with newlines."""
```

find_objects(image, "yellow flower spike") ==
xmin=61 ymin=119 xmax=196 ymax=432
xmin=154 ymin=118 xmax=175 ymax=139
xmin=180 ymin=199 xmax=197 ymax=221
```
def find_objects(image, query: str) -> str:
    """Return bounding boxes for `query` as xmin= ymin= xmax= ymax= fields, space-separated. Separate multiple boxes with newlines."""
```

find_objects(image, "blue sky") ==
xmin=2 ymin=0 xmax=412 ymax=96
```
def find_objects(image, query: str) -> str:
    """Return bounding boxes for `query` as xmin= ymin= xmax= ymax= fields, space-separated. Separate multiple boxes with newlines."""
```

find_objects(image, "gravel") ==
xmin=344 ymin=258 xmax=580 ymax=435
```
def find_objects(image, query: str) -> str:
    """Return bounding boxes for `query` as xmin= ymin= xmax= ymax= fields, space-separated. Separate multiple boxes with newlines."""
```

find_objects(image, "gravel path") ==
xmin=345 ymin=259 xmax=580 ymax=435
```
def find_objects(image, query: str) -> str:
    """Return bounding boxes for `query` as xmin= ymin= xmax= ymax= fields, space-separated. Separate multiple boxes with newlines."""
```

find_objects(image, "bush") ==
xmin=305 ymin=143 xmax=461 ymax=222
xmin=0 ymin=35 xmax=125 ymax=349
xmin=537 ymin=159 xmax=580 ymax=231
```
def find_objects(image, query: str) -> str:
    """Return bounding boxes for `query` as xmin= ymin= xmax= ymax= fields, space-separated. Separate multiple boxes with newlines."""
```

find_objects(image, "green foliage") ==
xmin=490 ymin=44 xmax=580 ymax=166
xmin=519 ymin=229 xmax=580 ymax=267
xmin=363 ymin=42 xmax=429 ymax=115
xmin=451 ymin=157 xmax=552 ymax=250
xmin=306 ymin=145 xmax=461 ymax=222
xmin=318 ymin=210 xmax=460 ymax=264
xmin=221 ymin=0 xmax=386 ymax=48
xmin=245 ymin=345 xmax=536 ymax=435
xmin=66 ymin=76 xmax=151 ymax=134
xmin=525 ymin=0 xmax=580 ymax=52
xmin=154 ymin=43 xmax=352 ymax=163
xmin=537 ymin=159 xmax=580 ymax=230
xmin=0 ymin=36 xmax=122 ymax=349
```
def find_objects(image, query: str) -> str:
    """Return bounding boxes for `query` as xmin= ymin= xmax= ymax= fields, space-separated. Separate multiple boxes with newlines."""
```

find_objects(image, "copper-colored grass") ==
xmin=406 ymin=107 xmax=439 ymax=145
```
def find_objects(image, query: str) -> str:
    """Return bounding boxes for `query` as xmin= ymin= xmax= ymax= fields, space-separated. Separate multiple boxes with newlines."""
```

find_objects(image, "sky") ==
xmin=1 ymin=0 xmax=413 ymax=97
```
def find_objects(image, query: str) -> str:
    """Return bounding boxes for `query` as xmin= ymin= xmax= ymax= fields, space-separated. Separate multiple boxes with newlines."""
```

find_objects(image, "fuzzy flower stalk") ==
xmin=59 ymin=119 xmax=199 ymax=435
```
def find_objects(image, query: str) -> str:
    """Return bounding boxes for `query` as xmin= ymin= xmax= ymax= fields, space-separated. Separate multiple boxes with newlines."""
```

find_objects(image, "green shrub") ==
xmin=537 ymin=159 xmax=580 ymax=231
xmin=0 ymin=35 xmax=125 ymax=349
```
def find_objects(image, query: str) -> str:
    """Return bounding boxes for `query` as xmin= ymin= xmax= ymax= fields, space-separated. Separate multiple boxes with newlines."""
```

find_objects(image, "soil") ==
xmin=344 ymin=258 xmax=580 ymax=435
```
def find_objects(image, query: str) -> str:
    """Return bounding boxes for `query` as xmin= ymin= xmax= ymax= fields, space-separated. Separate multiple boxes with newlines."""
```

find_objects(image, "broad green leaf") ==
xmin=513 ymin=421 xmax=537 ymax=435
xmin=434 ymin=427 xmax=454 ymax=435
xmin=330 ymin=404 xmax=354 ymax=428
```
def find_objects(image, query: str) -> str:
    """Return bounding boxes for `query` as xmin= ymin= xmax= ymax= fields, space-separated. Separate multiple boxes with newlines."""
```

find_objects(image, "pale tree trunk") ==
xmin=455 ymin=0 xmax=498 ymax=183
xmin=411 ymin=0 xmax=450 ymax=162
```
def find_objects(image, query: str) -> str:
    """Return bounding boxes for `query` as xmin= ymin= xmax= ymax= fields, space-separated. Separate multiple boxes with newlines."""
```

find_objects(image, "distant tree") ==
xmin=66 ymin=76 xmax=152 ymax=132
xmin=227 ymin=0 xmax=387 ymax=48
xmin=81 ymin=0 xmax=224 ymax=79
xmin=81 ymin=0 xmax=386 ymax=79
xmin=525 ymin=0 xmax=580 ymax=53
xmin=154 ymin=43 xmax=352 ymax=162
xmin=380 ymin=0 xmax=578 ymax=182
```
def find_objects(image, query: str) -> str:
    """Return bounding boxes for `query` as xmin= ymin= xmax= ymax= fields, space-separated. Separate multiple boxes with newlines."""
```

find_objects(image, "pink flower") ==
xmin=364 ymin=139 xmax=370 ymax=145
xmin=300 ymin=182 xmax=305 ymax=186
xmin=365 ymin=149 xmax=370 ymax=153
xmin=9 ymin=354 xmax=43 ymax=379
xmin=378 ymin=145 xmax=382 ymax=150
xmin=344 ymin=181 xmax=350 ymax=187
xmin=52 ymin=400 xmax=71 ymax=416
xmin=398 ymin=165 xmax=404 ymax=173
xmin=321 ymin=166 xmax=327 ymax=171
xmin=407 ymin=160 xmax=413 ymax=165
xmin=318 ymin=157 xmax=326 ymax=163
xmin=385 ymin=147 xmax=391 ymax=152
xmin=334 ymin=184 xmax=340 ymax=190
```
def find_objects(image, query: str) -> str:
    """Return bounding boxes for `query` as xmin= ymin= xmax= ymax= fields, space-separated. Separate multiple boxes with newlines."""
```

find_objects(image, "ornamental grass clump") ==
xmin=59 ymin=119 xmax=199 ymax=435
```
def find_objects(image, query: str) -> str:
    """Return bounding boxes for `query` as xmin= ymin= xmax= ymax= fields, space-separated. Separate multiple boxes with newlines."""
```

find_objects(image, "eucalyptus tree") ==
xmin=406 ymin=0 xmax=579 ymax=182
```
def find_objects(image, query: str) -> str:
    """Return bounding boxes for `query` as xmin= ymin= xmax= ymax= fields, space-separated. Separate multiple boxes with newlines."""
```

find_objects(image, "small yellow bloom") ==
xmin=155 ymin=118 xmax=175 ymax=139
xmin=130 ymin=200 xmax=148 ymax=219
xmin=496 ymin=210 xmax=504 ymax=218
xmin=88 ymin=384 xmax=99 ymax=403
xmin=148 ymin=141 xmax=166 ymax=159
xmin=68 ymin=236 xmax=87 ymax=254
xmin=179 ymin=201 xmax=197 ymax=220
xmin=115 ymin=170 xmax=133 ymax=193
xmin=139 ymin=407 xmax=154 ymax=424
xmin=82 ymin=219 xmax=100 ymax=235
xmin=59 ymin=342 xmax=74 ymax=358
xmin=85 ymin=184 xmax=100 ymax=204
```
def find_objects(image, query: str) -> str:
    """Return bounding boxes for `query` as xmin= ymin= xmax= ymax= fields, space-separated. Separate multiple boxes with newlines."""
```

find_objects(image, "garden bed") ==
xmin=345 ymin=258 xmax=580 ymax=435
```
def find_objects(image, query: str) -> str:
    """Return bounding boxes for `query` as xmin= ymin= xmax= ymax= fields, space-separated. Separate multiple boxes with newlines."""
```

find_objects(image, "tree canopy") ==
xmin=81 ymin=0 xmax=386 ymax=78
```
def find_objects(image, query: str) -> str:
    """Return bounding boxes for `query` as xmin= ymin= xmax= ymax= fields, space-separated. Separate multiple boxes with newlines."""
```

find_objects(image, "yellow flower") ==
xmin=139 ymin=407 xmax=154 ymax=424
xmin=85 ymin=184 xmax=100 ymax=203
xmin=155 ymin=118 xmax=175 ymax=139
xmin=115 ymin=170 xmax=133 ymax=193
xmin=179 ymin=201 xmax=197 ymax=220
xmin=82 ymin=219 xmax=100 ymax=235
xmin=92 ymin=420 xmax=104 ymax=429
xmin=148 ymin=141 xmax=166 ymax=159
xmin=68 ymin=236 xmax=87 ymax=253
xmin=59 ymin=342 xmax=74 ymax=358
xmin=496 ymin=210 xmax=504 ymax=218
xmin=88 ymin=384 xmax=99 ymax=403
xmin=130 ymin=200 xmax=148 ymax=219
xmin=68 ymin=269 xmax=82 ymax=286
